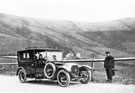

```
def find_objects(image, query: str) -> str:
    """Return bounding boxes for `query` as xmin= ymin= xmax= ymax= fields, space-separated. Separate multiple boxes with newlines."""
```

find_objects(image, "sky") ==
xmin=0 ymin=0 xmax=134 ymax=22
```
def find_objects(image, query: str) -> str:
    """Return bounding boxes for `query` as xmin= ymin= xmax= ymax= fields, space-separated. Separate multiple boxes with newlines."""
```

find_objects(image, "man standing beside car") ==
xmin=104 ymin=51 xmax=115 ymax=83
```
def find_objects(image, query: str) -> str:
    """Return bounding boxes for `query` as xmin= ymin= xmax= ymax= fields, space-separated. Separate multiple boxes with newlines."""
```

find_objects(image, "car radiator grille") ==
xmin=71 ymin=65 xmax=79 ymax=76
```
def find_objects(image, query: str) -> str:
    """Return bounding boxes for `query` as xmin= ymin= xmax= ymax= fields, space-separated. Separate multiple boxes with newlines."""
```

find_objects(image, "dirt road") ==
xmin=0 ymin=75 xmax=134 ymax=93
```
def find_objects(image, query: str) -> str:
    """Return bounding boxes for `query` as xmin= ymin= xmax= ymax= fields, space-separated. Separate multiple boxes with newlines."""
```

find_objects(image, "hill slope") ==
xmin=0 ymin=13 xmax=135 ymax=58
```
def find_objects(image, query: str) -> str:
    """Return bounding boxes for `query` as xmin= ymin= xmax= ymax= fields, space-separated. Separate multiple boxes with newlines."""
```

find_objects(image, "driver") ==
xmin=37 ymin=54 xmax=46 ymax=68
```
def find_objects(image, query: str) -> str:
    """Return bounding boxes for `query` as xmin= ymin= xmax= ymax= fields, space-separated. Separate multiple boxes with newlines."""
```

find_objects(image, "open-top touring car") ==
xmin=16 ymin=47 xmax=92 ymax=87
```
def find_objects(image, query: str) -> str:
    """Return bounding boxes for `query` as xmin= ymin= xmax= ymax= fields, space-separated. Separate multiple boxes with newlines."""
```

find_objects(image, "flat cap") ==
xmin=105 ymin=51 xmax=110 ymax=54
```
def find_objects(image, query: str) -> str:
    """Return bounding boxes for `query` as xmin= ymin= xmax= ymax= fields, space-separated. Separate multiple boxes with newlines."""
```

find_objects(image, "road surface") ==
xmin=0 ymin=75 xmax=135 ymax=93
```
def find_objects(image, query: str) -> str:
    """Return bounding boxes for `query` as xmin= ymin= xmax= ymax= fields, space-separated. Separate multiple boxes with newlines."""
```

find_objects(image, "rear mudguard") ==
xmin=16 ymin=67 xmax=26 ymax=75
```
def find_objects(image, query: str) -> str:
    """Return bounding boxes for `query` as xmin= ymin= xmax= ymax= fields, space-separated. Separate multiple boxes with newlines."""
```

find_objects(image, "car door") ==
xmin=26 ymin=51 xmax=36 ymax=74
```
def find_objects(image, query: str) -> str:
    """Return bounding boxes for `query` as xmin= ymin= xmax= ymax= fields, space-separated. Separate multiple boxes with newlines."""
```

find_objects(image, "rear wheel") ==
xmin=57 ymin=70 xmax=70 ymax=87
xmin=18 ymin=69 xmax=27 ymax=83
xmin=80 ymin=69 xmax=91 ymax=84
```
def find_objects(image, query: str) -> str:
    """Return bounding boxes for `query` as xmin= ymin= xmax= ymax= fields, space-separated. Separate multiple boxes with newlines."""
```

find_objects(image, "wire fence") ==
xmin=0 ymin=57 xmax=135 ymax=78
xmin=0 ymin=63 xmax=17 ymax=75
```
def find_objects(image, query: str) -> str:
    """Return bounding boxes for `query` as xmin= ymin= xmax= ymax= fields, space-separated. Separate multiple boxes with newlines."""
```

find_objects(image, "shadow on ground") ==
xmin=26 ymin=80 xmax=80 ymax=87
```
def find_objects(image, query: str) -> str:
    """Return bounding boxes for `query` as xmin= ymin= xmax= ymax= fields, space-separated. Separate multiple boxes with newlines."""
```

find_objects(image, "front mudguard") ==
xmin=79 ymin=65 xmax=93 ymax=71
xmin=78 ymin=65 xmax=92 ymax=82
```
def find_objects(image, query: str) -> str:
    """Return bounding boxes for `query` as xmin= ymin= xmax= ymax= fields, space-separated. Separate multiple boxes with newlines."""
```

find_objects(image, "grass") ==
xmin=92 ymin=70 xmax=135 ymax=85
xmin=1 ymin=13 xmax=135 ymax=59
xmin=91 ymin=61 xmax=135 ymax=85
xmin=0 ymin=12 xmax=135 ymax=86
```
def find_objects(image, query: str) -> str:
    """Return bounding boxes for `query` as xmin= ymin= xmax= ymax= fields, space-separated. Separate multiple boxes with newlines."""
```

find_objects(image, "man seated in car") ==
xmin=37 ymin=54 xmax=46 ymax=68
xmin=52 ymin=55 xmax=57 ymax=61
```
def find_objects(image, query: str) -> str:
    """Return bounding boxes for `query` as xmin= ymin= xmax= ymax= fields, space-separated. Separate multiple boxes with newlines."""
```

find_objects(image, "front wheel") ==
xmin=80 ymin=69 xmax=91 ymax=84
xmin=57 ymin=70 xmax=70 ymax=87
xmin=18 ymin=69 xmax=27 ymax=83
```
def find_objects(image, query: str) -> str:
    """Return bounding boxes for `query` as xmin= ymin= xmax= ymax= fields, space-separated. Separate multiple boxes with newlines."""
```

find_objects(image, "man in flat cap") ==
xmin=104 ymin=51 xmax=115 ymax=83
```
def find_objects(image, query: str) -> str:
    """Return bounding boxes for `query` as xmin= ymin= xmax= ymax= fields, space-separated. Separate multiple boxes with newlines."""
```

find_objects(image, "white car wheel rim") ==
xmin=44 ymin=63 xmax=56 ymax=79
xmin=57 ymin=70 xmax=70 ymax=87
xmin=19 ymin=70 xmax=26 ymax=82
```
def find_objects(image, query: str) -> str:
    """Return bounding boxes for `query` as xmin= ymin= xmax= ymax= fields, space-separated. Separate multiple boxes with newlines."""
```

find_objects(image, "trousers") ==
xmin=105 ymin=68 xmax=114 ymax=81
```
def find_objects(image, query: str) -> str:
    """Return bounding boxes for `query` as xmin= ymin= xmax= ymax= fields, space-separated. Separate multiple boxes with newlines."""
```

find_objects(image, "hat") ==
xmin=53 ymin=55 xmax=56 ymax=57
xmin=105 ymin=51 xmax=110 ymax=54
xmin=39 ymin=54 xmax=42 ymax=56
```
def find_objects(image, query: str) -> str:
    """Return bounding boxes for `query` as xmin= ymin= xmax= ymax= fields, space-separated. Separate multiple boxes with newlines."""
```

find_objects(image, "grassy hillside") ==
xmin=0 ymin=13 xmax=135 ymax=58
xmin=0 ymin=13 xmax=135 ymax=84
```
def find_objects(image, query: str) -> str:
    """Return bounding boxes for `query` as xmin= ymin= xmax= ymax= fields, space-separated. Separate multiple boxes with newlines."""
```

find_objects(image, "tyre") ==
xmin=44 ymin=62 xmax=56 ymax=79
xmin=57 ymin=70 xmax=70 ymax=87
xmin=80 ymin=69 xmax=91 ymax=84
xmin=18 ymin=69 xmax=27 ymax=83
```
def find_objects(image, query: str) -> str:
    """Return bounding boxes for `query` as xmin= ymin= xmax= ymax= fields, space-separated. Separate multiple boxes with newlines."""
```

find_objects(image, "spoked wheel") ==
xmin=44 ymin=63 xmax=56 ymax=79
xmin=18 ymin=69 xmax=27 ymax=83
xmin=80 ymin=69 xmax=91 ymax=84
xmin=57 ymin=70 xmax=70 ymax=87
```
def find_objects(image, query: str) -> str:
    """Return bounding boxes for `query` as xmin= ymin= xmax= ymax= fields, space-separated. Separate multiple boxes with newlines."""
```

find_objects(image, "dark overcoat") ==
xmin=104 ymin=55 xmax=115 ymax=68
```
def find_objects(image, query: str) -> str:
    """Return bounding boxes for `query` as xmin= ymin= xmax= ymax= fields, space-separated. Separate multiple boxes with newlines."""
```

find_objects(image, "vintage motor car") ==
xmin=16 ymin=47 xmax=92 ymax=87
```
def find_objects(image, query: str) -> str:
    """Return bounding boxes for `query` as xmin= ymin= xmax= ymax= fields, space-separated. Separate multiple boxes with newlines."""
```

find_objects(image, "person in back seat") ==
xmin=52 ymin=55 xmax=57 ymax=61
xmin=37 ymin=54 xmax=46 ymax=68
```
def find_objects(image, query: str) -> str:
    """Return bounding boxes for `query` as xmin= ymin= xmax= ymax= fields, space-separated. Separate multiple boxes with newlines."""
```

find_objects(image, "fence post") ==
xmin=91 ymin=59 xmax=95 ymax=81
xmin=90 ymin=53 xmax=96 ymax=81
xmin=92 ymin=60 xmax=95 ymax=69
xmin=11 ymin=65 xmax=14 ymax=75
